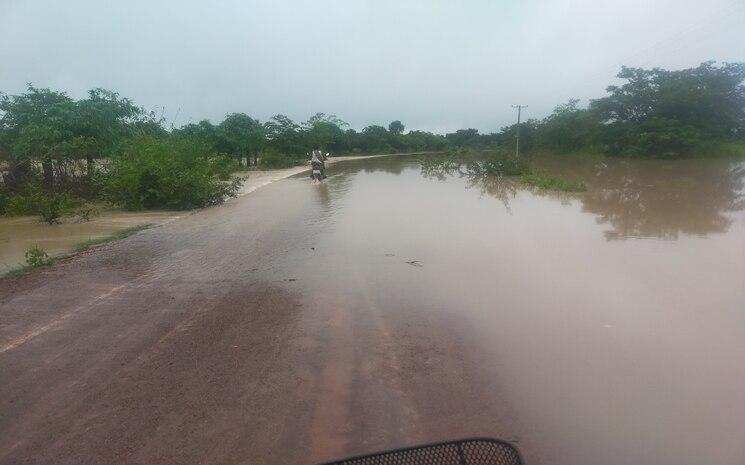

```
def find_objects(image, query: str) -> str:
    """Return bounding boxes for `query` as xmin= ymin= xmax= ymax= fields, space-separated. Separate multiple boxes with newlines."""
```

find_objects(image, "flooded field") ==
xmin=301 ymin=155 xmax=745 ymax=465
xmin=0 ymin=211 xmax=180 ymax=270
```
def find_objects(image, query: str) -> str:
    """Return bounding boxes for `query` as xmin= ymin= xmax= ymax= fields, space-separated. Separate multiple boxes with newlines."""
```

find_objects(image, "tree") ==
xmin=218 ymin=113 xmax=265 ymax=166
xmin=388 ymin=120 xmax=405 ymax=135
xmin=0 ymin=85 xmax=75 ymax=190
xmin=445 ymin=128 xmax=479 ymax=146
xmin=0 ymin=85 xmax=158 ymax=192
xmin=535 ymin=99 xmax=598 ymax=153
xmin=361 ymin=125 xmax=390 ymax=151
xmin=589 ymin=61 xmax=745 ymax=156
xmin=304 ymin=113 xmax=348 ymax=152
xmin=73 ymin=88 xmax=143 ymax=176
xmin=495 ymin=120 xmax=538 ymax=153
xmin=265 ymin=114 xmax=304 ymax=155
xmin=177 ymin=120 xmax=222 ymax=151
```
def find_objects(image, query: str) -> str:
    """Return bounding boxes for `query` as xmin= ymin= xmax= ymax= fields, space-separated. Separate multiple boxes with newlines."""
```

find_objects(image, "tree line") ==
xmin=0 ymin=87 xmax=447 ymax=215
xmin=1 ymin=61 xmax=743 ymax=217
xmin=448 ymin=61 xmax=745 ymax=158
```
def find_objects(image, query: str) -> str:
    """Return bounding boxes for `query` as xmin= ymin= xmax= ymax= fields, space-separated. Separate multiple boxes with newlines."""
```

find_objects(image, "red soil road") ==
xmin=0 ymin=177 xmax=524 ymax=465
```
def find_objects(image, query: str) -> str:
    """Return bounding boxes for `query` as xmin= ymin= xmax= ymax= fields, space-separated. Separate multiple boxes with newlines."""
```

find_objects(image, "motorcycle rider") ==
xmin=310 ymin=147 xmax=328 ymax=179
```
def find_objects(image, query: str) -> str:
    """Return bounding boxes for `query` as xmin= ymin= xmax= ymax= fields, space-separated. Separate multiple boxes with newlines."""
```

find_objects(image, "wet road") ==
xmin=1 ymin=155 xmax=744 ymax=465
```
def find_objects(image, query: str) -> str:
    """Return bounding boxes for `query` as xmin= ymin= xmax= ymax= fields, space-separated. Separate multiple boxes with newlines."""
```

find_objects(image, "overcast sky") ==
xmin=1 ymin=0 xmax=743 ymax=133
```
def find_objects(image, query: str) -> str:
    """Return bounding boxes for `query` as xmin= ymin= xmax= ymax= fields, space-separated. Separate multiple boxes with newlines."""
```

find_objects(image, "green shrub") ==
xmin=25 ymin=245 xmax=49 ymax=268
xmin=104 ymin=136 xmax=241 ymax=210
xmin=74 ymin=205 xmax=101 ymax=222
xmin=3 ymin=192 xmax=41 ymax=216
xmin=38 ymin=192 xmax=78 ymax=224
xmin=1 ymin=186 xmax=78 ymax=223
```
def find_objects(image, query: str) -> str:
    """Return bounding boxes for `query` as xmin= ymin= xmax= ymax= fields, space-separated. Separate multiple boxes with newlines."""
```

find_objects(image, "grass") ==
xmin=2 ymin=254 xmax=64 ymax=278
xmin=521 ymin=172 xmax=587 ymax=192
xmin=71 ymin=224 xmax=153 ymax=252
xmin=1 ymin=223 xmax=153 ymax=278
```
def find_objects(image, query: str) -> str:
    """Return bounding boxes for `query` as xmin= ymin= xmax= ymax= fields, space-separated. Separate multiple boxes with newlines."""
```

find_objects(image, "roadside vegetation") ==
xmin=0 ymin=88 xmax=447 ymax=222
xmin=71 ymin=224 xmax=153 ymax=252
xmin=1 ymin=61 xmax=743 ymax=223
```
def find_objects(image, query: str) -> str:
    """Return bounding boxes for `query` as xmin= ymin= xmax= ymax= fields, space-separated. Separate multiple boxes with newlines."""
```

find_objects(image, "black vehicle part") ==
xmin=319 ymin=438 xmax=523 ymax=465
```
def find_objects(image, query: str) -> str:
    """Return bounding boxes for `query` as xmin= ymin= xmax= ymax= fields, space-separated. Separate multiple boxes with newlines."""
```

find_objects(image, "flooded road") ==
xmin=1 ymin=155 xmax=743 ymax=465
xmin=305 ymin=155 xmax=745 ymax=465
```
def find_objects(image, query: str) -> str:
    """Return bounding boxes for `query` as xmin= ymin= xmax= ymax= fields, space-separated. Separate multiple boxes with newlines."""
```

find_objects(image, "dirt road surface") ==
xmin=0 ymin=166 xmax=524 ymax=465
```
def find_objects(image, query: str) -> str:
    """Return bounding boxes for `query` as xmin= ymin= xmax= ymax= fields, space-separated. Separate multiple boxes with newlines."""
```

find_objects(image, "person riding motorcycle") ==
xmin=310 ymin=148 xmax=328 ymax=179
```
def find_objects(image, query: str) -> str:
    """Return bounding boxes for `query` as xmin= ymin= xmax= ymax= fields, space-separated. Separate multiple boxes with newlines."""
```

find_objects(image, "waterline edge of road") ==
xmin=0 ymin=152 xmax=438 ymax=277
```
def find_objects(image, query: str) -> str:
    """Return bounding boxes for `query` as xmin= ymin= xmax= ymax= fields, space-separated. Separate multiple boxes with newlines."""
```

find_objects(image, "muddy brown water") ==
xmin=0 ymin=211 xmax=182 ymax=271
xmin=1 ymin=154 xmax=743 ymax=465
xmin=293 ymin=155 xmax=745 ymax=465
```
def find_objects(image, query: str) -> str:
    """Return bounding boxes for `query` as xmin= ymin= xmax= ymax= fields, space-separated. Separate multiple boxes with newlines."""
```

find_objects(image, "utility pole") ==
xmin=511 ymin=105 xmax=528 ymax=157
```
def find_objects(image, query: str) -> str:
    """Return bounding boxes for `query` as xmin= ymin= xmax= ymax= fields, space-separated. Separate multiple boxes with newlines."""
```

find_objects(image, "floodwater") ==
xmin=0 ymin=210 xmax=180 ymax=270
xmin=302 ymin=155 xmax=745 ymax=465
xmin=0 ymin=154 xmax=410 ymax=272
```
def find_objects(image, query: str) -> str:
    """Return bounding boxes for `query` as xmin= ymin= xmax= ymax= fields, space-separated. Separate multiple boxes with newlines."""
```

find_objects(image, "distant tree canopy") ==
xmin=1 ymin=61 xmax=743 ymax=213
xmin=448 ymin=61 xmax=745 ymax=157
xmin=587 ymin=62 xmax=745 ymax=156
xmin=0 ymin=84 xmax=447 ymax=205
xmin=0 ymin=85 xmax=158 ymax=192
xmin=388 ymin=120 xmax=405 ymax=135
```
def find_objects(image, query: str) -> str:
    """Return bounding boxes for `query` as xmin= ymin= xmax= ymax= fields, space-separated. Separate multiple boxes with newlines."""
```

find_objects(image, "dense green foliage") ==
xmin=1 ymin=61 xmax=742 ymax=220
xmin=1 ymin=185 xmax=79 ymax=222
xmin=104 ymin=137 xmax=240 ymax=210
xmin=448 ymin=62 xmax=745 ymax=158
xmin=0 ymin=85 xmax=447 ymax=218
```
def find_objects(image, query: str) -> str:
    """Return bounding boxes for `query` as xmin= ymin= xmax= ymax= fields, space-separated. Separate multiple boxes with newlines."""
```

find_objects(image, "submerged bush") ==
xmin=2 ymin=193 xmax=40 ymax=216
xmin=25 ymin=245 xmax=49 ymax=268
xmin=465 ymin=150 xmax=530 ymax=177
xmin=74 ymin=205 xmax=100 ymax=222
xmin=37 ymin=193 xmax=76 ymax=224
xmin=104 ymin=137 xmax=241 ymax=210
xmin=1 ymin=186 xmax=78 ymax=223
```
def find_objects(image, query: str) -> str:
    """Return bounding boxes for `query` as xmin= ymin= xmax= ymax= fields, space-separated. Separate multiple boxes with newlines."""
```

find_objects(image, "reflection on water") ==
xmin=580 ymin=159 xmax=745 ymax=239
xmin=420 ymin=154 xmax=745 ymax=240
xmin=309 ymin=155 xmax=745 ymax=465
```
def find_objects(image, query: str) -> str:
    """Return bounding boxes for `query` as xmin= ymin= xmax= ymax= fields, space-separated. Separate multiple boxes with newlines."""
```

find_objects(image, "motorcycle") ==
xmin=319 ymin=437 xmax=523 ymax=465
xmin=311 ymin=160 xmax=325 ymax=181
xmin=310 ymin=152 xmax=330 ymax=181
